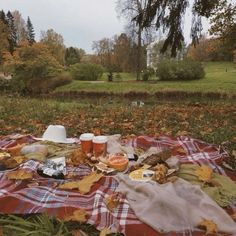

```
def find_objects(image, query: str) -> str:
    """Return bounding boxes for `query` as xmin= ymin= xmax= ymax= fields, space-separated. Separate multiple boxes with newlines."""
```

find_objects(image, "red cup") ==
xmin=92 ymin=136 xmax=108 ymax=157
xmin=80 ymin=133 xmax=94 ymax=154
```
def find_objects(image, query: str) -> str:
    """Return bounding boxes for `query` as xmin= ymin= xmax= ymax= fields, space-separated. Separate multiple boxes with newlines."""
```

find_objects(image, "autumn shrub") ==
xmin=156 ymin=60 xmax=205 ymax=81
xmin=3 ymin=42 xmax=63 ymax=94
xmin=23 ymin=72 xmax=72 ymax=94
xmin=70 ymin=63 xmax=104 ymax=81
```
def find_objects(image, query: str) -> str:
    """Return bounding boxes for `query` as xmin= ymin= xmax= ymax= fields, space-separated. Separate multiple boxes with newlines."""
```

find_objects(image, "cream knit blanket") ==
xmin=116 ymin=175 xmax=236 ymax=234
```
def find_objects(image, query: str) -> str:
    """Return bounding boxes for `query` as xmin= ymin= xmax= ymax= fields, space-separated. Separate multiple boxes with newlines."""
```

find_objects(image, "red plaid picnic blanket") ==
xmin=0 ymin=135 xmax=235 ymax=236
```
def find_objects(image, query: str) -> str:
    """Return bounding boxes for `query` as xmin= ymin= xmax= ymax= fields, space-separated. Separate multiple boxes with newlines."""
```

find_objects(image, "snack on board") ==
xmin=107 ymin=153 xmax=129 ymax=171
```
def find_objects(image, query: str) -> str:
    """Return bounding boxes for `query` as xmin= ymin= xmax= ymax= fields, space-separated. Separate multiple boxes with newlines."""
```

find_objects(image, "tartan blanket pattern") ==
xmin=0 ymin=135 xmax=235 ymax=236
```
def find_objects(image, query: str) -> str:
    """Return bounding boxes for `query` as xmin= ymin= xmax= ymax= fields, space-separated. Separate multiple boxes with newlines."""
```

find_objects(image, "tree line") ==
xmin=0 ymin=0 xmax=235 ymax=85
xmin=0 ymin=10 xmax=85 ymax=69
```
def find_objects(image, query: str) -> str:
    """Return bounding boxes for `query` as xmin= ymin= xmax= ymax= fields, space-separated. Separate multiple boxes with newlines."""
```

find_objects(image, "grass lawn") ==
xmin=56 ymin=62 xmax=236 ymax=95
xmin=1 ymin=95 xmax=235 ymax=146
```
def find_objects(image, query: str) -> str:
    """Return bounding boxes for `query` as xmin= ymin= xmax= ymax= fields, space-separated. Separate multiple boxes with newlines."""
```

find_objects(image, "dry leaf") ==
xmin=27 ymin=182 xmax=39 ymax=188
xmin=78 ymin=172 xmax=103 ymax=194
xmin=58 ymin=181 xmax=79 ymax=190
xmin=13 ymin=156 xmax=26 ymax=164
xmin=175 ymin=146 xmax=187 ymax=155
xmin=105 ymin=193 xmax=120 ymax=211
xmin=71 ymin=229 xmax=88 ymax=236
xmin=195 ymin=165 xmax=212 ymax=182
xmin=0 ymin=226 xmax=3 ymax=236
xmin=99 ymin=227 xmax=112 ymax=236
xmin=59 ymin=172 xmax=103 ymax=194
xmin=71 ymin=230 xmax=81 ymax=236
xmin=7 ymin=169 xmax=33 ymax=180
xmin=67 ymin=148 xmax=86 ymax=166
xmin=65 ymin=172 xmax=78 ymax=179
xmin=63 ymin=209 xmax=87 ymax=222
xmin=153 ymin=164 xmax=168 ymax=184
xmin=231 ymin=213 xmax=236 ymax=221
xmin=198 ymin=219 xmax=217 ymax=235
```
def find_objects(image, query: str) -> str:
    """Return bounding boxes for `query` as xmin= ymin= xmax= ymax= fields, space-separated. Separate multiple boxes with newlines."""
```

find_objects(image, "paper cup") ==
xmin=92 ymin=136 xmax=107 ymax=157
xmin=80 ymin=133 xmax=94 ymax=154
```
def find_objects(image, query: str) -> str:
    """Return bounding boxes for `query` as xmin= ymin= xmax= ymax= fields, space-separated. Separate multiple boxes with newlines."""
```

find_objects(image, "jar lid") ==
xmin=80 ymin=133 xmax=94 ymax=141
xmin=93 ymin=135 xmax=108 ymax=144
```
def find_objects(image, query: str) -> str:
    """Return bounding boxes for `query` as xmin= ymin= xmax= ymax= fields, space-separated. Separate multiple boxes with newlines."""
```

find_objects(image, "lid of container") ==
xmin=93 ymin=135 xmax=108 ymax=144
xmin=80 ymin=133 xmax=94 ymax=141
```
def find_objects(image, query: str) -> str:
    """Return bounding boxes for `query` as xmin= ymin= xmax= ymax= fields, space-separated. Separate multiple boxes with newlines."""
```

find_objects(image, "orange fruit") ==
xmin=108 ymin=154 xmax=129 ymax=171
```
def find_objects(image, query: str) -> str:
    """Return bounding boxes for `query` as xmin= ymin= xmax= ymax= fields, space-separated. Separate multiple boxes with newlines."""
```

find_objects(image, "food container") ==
xmin=92 ymin=136 xmax=107 ymax=157
xmin=107 ymin=153 xmax=129 ymax=171
xmin=80 ymin=133 xmax=94 ymax=154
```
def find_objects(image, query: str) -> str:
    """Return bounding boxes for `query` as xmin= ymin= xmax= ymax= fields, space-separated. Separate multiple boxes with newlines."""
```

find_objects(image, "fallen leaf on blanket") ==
xmin=63 ymin=209 xmax=88 ymax=222
xmin=27 ymin=182 xmax=39 ymax=188
xmin=13 ymin=155 xmax=26 ymax=164
xmin=78 ymin=172 xmax=103 ymax=194
xmin=231 ymin=213 xmax=236 ymax=221
xmin=0 ymin=152 xmax=11 ymax=160
xmin=1 ymin=158 xmax=18 ymax=168
xmin=105 ymin=193 xmax=120 ymax=211
xmin=71 ymin=229 xmax=88 ymax=236
xmin=175 ymin=146 xmax=187 ymax=155
xmin=71 ymin=230 xmax=82 ymax=236
xmin=59 ymin=172 xmax=103 ymax=194
xmin=67 ymin=148 xmax=86 ymax=166
xmin=99 ymin=227 xmax=112 ymax=236
xmin=65 ymin=172 xmax=78 ymax=179
xmin=195 ymin=165 xmax=212 ymax=182
xmin=58 ymin=181 xmax=79 ymax=190
xmin=198 ymin=219 xmax=217 ymax=235
xmin=7 ymin=169 xmax=33 ymax=180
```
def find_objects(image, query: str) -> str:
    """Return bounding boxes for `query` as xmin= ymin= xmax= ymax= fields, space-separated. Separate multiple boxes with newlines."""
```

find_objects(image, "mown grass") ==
xmin=56 ymin=62 xmax=236 ymax=95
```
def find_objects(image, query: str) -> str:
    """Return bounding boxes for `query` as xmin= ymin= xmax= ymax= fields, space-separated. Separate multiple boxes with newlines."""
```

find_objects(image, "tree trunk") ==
xmin=136 ymin=25 xmax=142 ymax=81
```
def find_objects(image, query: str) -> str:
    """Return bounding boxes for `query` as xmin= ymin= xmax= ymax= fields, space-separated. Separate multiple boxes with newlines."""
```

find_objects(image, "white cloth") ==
xmin=116 ymin=175 xmax=236 ymax=234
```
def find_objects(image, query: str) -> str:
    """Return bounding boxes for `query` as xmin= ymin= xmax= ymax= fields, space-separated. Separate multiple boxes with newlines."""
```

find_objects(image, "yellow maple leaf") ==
xmin=198 ymin=219 xmax=217 ymax=235
xmin=195 ymin=165 xmax=213 ymax=182
xmin=58 ymin=181 xmax=79 ymax=190
xmin=7 ymin=170 xmax=33 ymax=180
xmin=77 ymin=172 xmax=103 ymax=194
xmin=105 ymin=193 xmax=120 ymax=211
xmin=99 ymin=227 xmax=112 ymax=236
xmin=59 ymin=172 xmax=103 ymax=194
xmin=63 ymin=209 xmax=87 ymax=222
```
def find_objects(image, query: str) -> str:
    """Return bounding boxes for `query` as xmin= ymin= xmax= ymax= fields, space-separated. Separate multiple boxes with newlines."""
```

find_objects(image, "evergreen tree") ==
xmin=0 ymin=10 xmax=7 ymax=24
xmin=6 ymin=11 xmax=17 ymax=54
xmin=0 ymin=10 xmax=10 ymax=64
xmin=26 ymin=16 xmax=35 ymax=45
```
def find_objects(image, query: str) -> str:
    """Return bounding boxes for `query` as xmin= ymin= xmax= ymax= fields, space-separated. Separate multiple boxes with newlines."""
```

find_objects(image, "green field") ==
xmin=56 ymin=62 xmax=236 ymax=94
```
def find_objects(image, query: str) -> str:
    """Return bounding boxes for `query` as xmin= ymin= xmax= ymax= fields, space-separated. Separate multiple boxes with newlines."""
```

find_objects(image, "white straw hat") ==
xmin=36 ymin=125 xmax=75 ymax=144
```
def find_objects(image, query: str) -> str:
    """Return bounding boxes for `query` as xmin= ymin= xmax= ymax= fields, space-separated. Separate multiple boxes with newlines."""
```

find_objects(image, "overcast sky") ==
xmin=0 ymin=0 xmax=125 ymax=53
xmin=0 ymin=0 xmax=210 ymax=53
